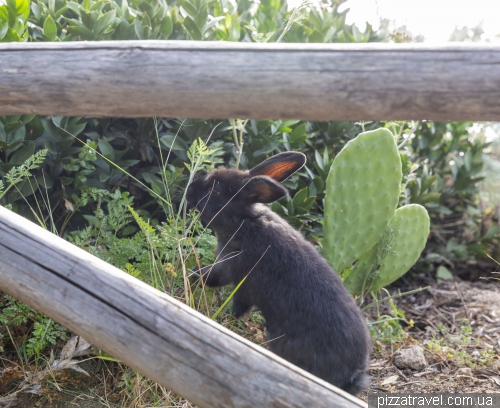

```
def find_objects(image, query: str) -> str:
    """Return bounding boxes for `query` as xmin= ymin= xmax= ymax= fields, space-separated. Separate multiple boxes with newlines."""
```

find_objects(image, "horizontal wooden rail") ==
xmin=0 ymin=205 xmax=365 ymax=408
xmin=1 ymin=41 xmax=500 ymax=121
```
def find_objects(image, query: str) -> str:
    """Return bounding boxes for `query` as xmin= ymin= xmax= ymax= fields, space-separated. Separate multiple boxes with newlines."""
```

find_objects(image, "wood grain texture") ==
xmin=0 ymin=205 xmax=365 ymax=408
xmin=1 ymin=41 xmax=500 ymax=120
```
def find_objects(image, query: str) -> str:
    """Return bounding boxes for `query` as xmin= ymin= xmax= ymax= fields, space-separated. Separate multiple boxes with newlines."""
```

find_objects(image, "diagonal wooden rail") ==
xmin=1 ymin=41 xmax=500 ymax=121
xmin=0 ymin=206 xmax=366 ymax=408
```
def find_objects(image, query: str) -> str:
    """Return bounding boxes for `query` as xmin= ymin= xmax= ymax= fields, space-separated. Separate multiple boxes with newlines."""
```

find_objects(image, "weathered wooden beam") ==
xmin=1 ymin=41 xmax=500 ymax=121
xmin=0 ymin=205 xmax=366 ymax=408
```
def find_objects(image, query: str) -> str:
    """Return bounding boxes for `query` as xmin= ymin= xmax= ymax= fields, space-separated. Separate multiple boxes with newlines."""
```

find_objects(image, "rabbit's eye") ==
xmin=210 ymin=188 xmax=220 ymax=196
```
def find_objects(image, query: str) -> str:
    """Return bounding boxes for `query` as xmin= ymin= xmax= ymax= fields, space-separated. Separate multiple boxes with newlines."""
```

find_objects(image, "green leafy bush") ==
xmin=399 ymin=122 xmax=494 ymax=276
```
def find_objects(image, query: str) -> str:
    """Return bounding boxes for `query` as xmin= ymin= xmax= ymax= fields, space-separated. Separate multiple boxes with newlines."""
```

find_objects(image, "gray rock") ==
xmin=393 ymin=345 xmax=427 ymax=371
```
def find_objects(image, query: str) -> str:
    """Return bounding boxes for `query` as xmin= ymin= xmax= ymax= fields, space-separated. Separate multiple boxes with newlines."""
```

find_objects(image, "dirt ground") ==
xmin=360 ymin=277 xmax=500 ymax=399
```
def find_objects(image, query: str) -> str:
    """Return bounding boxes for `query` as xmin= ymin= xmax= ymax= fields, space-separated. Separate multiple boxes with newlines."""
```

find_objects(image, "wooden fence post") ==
xmin=0 ymin=206 xmax=366 ymax=408
xmin=1 ymin=41 xmax=500 ymax=120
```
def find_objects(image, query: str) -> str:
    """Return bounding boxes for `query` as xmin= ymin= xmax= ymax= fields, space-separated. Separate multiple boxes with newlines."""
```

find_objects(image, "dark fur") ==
xmin=186 ymin=152 xmax=371 ymax=395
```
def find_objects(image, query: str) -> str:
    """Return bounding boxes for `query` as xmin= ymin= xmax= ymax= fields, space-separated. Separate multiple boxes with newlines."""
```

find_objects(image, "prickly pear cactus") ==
xmin=324 ymin=128 xmax=402 ymax=272
xmin=343 ymin=204 xmax=430 ymax=295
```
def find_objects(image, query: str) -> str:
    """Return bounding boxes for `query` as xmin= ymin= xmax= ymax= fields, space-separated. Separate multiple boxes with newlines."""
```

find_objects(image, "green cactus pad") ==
xmin=344 ymin=204 xmax=430 ymax=295
xmin=371 ymin=204 xmax=430 ymax=289
xmin=324 ymin=128 xmax=402 ymax=271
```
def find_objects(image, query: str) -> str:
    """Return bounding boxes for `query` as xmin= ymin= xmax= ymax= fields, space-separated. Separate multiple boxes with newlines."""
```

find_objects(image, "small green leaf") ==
xmin=351 ymin=25 xmax=363 ymax=42
xmin=8 ymin=126 xmax=25 ymax=144
xmin=202 ymin=16 xmax=225 ymax=34
xmin=31 ymin=2 xmax=42 ymax=20
xmin=43 ymin=140 xmax=59 ymax=154
xmin=158 ymin=3 xmax=171 ymax=19
xmin=160 ymin=14 xmax=172 ymax=39
xmin=289 ymin=123 xmax=307 ymax=147
xmin=292 ymin=187 xmax=308 ymax=210
xmin=230 ymin=20 xmax=240 ymax=41
xmin=83 ymin=214 xmax=101 ymax=227
xmin=253 ymin=142 xmax=279 ymax=157
xmin=9 ymin=143 xmax=35 ymax=165
xmin=7 ymin=0 xmax=29 ymax=21
xmin=0 ymin=7 xmax=7 ymax=24
xmin=314 ymin=150 xmax=323 ymax=170
xmin=93 ymin=9 xmax=116 ymax=36
xmin=65 ymin=120 xmax=86 ymax=137
xmin=113 ymin=19 xmax=130 ymax=39
xmin=2 ymin=27 xmax=20 ymax=42
xmin=120 ymin=0 xmax=128 ymax=15
xmin=133 ymin=18 xmax=143 ymax=39
xmin=436 ymin=266 xmax=453 ymax=283
xmin=0 ymin=22 xmax=8 ymax=40
xmin=142 ymin=13 xmax=151 ymax=29
xmin=413 ymin=192 xmax=441 ymax=205
xmin=43 ymin=15 xmax=57 ymax=41
xmin=160 ymin=134 xmax=189 ymax=151
xmin=408 ymin=179 xmax=419 ymax=199
xmin=0 ymin=5 xmax=16 ymax=27
xmin=63 ymin=2 xmax=82 ymax=17
xmin=181 ymin=0 xmax=198 ymax=17
xmin=271 ymin=201 xmax=286 ymax=216
xmin=194 ymin=3 xmax=208 ymax=28
xmin=67 ymin=24 xmax=94 ymax=40
xmin=301 ymin=196 xmax=316 ymax=211
xmin=98 ymin=139 xmax=115 ymax=160
xmin=421 ymin=174 xmax=437 ymax=191
xmin=183 ymin=15 xmax=202 ymax=40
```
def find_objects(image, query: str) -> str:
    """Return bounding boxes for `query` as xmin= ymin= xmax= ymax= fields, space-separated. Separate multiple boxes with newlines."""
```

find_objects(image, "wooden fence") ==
xmin=0 ymin=206 xmax=363 ymax=408
xmin=1 ymin=41 xmax=500 ymax=120
xmin=2 ymin=40 xmax=499 ymax=407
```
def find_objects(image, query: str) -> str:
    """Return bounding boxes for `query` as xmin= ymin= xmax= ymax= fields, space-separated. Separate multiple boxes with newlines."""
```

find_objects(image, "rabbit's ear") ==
xmin=249 ymin=152 xmax=306 ymax=182
xmin=242 ymin=176 xmax=288 ymax=204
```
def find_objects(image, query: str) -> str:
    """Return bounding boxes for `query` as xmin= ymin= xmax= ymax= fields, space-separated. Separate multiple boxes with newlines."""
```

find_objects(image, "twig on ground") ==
xmin=455 ymin=282 xmax=471 ymax=320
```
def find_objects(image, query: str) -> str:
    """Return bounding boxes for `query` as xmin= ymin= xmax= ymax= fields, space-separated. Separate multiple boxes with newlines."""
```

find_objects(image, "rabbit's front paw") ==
xmin=233 ymin=300 xmax=253 ymax=320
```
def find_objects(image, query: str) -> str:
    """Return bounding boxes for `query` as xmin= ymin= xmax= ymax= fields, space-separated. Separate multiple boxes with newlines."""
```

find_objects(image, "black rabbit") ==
xmin=186 ymin=152 xmax=370 ymax=395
